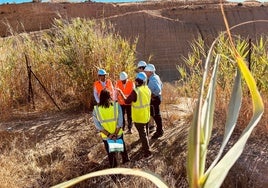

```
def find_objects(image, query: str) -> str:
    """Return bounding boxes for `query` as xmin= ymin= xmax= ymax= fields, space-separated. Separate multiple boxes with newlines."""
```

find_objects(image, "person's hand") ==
xmin=115 ymin=88 xmax=122 ymax=95
xmin=111 ymin=134 xmax=117 ymax=140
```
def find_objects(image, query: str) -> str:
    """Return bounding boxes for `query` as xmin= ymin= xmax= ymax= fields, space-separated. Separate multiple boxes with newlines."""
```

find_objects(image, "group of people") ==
xmin=92 ymin=61 xmax=163 ymax=168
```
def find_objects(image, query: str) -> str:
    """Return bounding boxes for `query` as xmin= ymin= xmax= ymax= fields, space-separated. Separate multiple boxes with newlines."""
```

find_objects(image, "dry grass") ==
xmin=0 ymin=83 xmax=267 ymax=187
xmin=0 ymin=18 xmax=137 ymax=120
xmin=0 ymin=83 xmax=192 ymax=187
xmin=211 ymin=95 xmax=268 ymax=187
xmin=214 ymin=85 xmax=268 ymax=136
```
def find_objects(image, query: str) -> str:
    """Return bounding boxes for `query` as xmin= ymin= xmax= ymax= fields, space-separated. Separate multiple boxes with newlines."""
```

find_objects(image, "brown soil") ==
xmin=0 ymin=101 xmax=267 ymax=187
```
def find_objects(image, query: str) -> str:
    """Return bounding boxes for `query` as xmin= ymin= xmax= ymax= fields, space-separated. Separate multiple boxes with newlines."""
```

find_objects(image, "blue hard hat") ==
xmin=98 ymin=69 xmax=107 ymax=76
xmin=136 ymin=72 xmax=147 ymax=82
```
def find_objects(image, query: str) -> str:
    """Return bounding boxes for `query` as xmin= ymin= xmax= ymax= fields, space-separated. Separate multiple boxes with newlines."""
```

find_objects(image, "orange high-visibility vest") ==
xmin=116 ymin=80 xmax=134 ymax=105
xmin=94 ymin=79 xmax=114 ymax=99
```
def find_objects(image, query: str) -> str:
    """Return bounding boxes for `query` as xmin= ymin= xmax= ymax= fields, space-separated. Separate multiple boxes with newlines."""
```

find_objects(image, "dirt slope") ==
xmin=0 ymin=1 xmax=268 ymax=81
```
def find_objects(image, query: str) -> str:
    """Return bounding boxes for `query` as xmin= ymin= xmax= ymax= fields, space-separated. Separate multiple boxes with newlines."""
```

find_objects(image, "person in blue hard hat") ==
xmin=93 ymin=69 xmax=115 ymax=104
xmin=117 ymin=72 xmax=152 ymax=158
xmin=137 ymin=60 xmax=156 ymax=133
xmin=144 ymin=64 xmax=164 ymax=139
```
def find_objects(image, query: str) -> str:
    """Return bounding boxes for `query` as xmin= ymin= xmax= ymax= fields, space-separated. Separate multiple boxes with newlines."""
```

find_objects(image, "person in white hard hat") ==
xmin=116 ymin=72 xmax=152 ymax=158
xmin=115 ymin=72 xmax=135 ymax=134
xmin=93 ymin=69 xmax=115 ymax=104
xmin=137 ymin=60 xmax=147 ymax=72
xmin=144 ymin=64 xmax=164 ymax=139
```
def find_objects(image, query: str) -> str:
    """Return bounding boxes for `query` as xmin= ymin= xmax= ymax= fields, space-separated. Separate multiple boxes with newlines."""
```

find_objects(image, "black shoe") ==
xmin=151 ymin=131 xmax=163 ymax=139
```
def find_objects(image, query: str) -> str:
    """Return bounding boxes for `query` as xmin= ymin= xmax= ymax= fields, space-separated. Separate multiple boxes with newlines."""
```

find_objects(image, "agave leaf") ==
xmin=203 ymin=5 xmax=264 ymax=187
xmin=199 ymin=54 xmax=220 ymax=178
xmin=204 ymin=63 xmax=242 ymax=180
xmin=187 ymin=16 xmax=267 ymax=188
xmin=187 ymin=30 xmax=219 ymax=187
xmin=187 ymin=105 xmax=201 ymax=188
xmin=51 ymin=168 xmax=168 ymax=188
xmin=203 ymin=55 xmax=264 ymax=188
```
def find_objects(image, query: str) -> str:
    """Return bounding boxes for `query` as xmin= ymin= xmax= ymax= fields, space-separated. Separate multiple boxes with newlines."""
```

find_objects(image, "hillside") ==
xmin=0 ymin=0 xmax=268 ymax=81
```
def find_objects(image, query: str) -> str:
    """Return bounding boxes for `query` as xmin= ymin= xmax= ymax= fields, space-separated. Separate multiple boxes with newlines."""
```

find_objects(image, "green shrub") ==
xmin=0 ymin=18 xmax=137 ymax=116
xmin=178 ymin=34 xmax=268 ymax=98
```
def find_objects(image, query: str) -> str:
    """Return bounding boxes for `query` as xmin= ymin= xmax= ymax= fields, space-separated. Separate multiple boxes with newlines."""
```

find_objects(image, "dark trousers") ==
xmin=150 ymin=96 xmax=163 ymax=133
xmin=121 ymin=105 xmax=132 ymax=131
xmin=103 ymin=136 xmax=129 ymax=168
xmin=135 ymin=122 xmax=150 ymax=153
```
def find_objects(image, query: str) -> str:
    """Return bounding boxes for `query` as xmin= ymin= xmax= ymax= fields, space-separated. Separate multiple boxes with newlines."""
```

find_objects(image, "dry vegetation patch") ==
xmin=0 ymin=88 xmax=267 ymax=187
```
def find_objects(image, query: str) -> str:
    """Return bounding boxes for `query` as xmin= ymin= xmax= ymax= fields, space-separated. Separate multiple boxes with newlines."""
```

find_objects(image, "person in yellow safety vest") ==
xmin=137 ymin=61 xmax=156 ymax=134
xmin=116 ymin=72 xmax=152 ymax=158
xmin=115 ymin=71 xmax=135 ymax=134
xmin=93 ymin=89 xmax=130 ymax=168
xmin=93 ymin=69 xmax=115 ymax=104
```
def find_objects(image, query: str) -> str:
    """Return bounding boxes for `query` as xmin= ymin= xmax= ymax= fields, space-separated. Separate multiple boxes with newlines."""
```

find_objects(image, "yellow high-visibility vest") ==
xmin=132 ymin=86 xmax=151 ymax=123
xmin=94 ymin=102 xmax=123 ymax=139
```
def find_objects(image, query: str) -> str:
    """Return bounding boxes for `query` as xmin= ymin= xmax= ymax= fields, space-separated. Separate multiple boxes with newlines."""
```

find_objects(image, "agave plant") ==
xmin=186 ymin=4 xmax=265 ymax=188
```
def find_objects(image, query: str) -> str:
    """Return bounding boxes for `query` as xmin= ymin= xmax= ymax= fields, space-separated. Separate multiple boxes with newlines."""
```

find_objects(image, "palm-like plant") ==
xmin=186 ymin=4 xmax=265 ymax=188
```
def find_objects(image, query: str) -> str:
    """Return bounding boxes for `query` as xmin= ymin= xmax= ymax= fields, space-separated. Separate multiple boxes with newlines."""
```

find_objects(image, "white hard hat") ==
xmin=136 ymin=72 xmax=147 ymax=82
xmin=119 ymin=71 xmax=128 ymax=81
xmin=137 ymin=61 xmax=147 ymax=68
xmin=144 ymin=64 xmax=156 ymax=72
xmin=98 ymin=69 xmax=107 ymax=75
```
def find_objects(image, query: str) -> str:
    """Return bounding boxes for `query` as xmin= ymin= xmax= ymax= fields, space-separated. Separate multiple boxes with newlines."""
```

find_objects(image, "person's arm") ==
xmin=92 ymin=109 xmax=103 ymax=131
xmin=114 ymin=82 xmax=119 ymax=101
xmin=93 ymin=109 xmax=113 ymax=139
xmin=116 ymin=104 xmax=123 ymax=128
xmin=93 ymin=87 xmax=100 ymax=104
xmin=116 ymin=88 xmax=137 ymax=104
xmin=132 ymin=81 xmax=135 ymax=90
xmin=148 ymin=76 xmax=161 ymax=97
xmin=110 ymin=84 xmax=116 ymax=101
xmin=116 ymin=88 xmax=126 ymax=99
xmin=106 ymin=79 xmax=116 ymax=101
xmin=125 ymin=90 xmax=137 ymax=104
xmin=108 ymin=104 xmax=122 ymax=140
